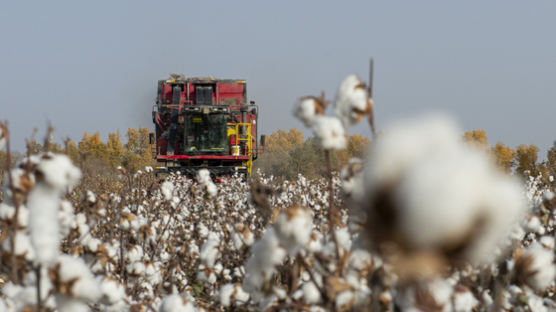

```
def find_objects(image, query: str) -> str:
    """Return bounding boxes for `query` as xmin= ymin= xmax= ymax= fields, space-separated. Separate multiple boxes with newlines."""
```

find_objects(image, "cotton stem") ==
xmin=4 ymin=125 xmax=20 ymax=284
xmin=324 ymin=150 xmax=342 ymax=273
xmin=36 ymin=265 xmax=42 ymax=312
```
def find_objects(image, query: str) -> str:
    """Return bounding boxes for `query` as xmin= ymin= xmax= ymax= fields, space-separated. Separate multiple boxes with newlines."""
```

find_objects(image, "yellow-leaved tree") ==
xmin=492 ymin=142 xmax=516 ymax=173
xmin=548 ymin=141 xmax=556 ymax=178
xmin=515 ymin=144 xmax=539 ymax=177
xmin=123 ymin=127 xmax=153 ymax=172
xmin=463 ymin=129 xmax=489 ymax=150
xmin=79 ymin=132 xmax=109 ymax=161
xmin=106 ymin=132 xmax=124 ymax=168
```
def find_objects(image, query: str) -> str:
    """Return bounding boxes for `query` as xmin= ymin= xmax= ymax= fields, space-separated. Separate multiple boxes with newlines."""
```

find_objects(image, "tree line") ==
xmin=255 ymin=128 xmax=556 ymax=182
xmin=1 ymin=127 xmax=554 ymax=183
xmin=464 ymin=129 xmax=556 ymax=183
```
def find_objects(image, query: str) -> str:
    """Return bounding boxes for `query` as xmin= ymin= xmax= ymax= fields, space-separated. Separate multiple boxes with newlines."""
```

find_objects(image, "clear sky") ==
xmin=1 ymin=0 xmax=555 ymax=155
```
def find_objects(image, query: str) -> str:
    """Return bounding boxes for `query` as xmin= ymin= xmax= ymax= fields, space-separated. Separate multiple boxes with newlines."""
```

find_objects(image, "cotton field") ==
xmin=1 ymin=78 xmax=556 ymax=312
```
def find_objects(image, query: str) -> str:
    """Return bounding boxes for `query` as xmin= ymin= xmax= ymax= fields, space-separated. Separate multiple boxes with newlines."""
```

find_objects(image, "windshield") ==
xmin=183 ymin=113 xmax=228 ymax=154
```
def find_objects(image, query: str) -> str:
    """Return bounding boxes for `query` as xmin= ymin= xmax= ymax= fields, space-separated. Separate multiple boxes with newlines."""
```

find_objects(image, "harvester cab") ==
xmin=151 ymin=76 xmax=264 ymax=179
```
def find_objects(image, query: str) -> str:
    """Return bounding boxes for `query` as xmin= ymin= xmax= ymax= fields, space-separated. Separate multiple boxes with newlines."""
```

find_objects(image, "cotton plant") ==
xmin=2 ymin=121 xmax=556 ymax=310
xmin=28 ymin=154 xmax=81 ymax=264
xmin=334 ymin=74 xmax=374 ymax=130
xmin=293 ymin=93 xmax=328 ymax=127
xmin=196 ymin=168 xmax=217 ymax=197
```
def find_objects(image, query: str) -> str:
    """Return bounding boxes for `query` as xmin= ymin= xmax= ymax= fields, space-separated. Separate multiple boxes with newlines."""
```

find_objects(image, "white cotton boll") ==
xmin=58 ymin=200 xmax=74 ymax=237
xmin=188 ymin=244 xmax=199 ymax=256
xmin=85 ymin=238 xmax=100 ymax=252
xmin=56 ymin=255 xmax=102 ymax=302
xmin=126 ymin=245 xmax=144 ymax=263
xmin=294 ymin=97 xmax=319 ymax=127
xmin=198 ymin=223 xmax=209 ymax=238
xmin=508 ymin=284 xmax=522 ymax=296
xmin=544 ymin=191 xmax=554 ymax=201
xmin=197 ymin=168 xmax=212 ymax=186
xmin=518 ymin=242 xmax=556 ymax=291
xmin=452 ymin=288 xmax=479 ymax=312
xmin=75 ymin=212 xmax=87 ymax=226
xmin=200 ymin=233 xmax=220 ymax=268
xmin=243 ymin=228 xmax=287 ymax=293
xmin=0 ymin=203 xmax=29 ymax=228
xmin=481 ymin=290 xmax=494 ymax=307
xmin=335 ymin=227 xmax=352 ymax=253
xmin=2 ymin=283 xmax=35 ymax=310
xmin=36 ymin=154 xmax=81 ymax=191
xmin=308 ymin=232 xmax=323 ymax=253
xmin=340 ymin=158 xmax=364 ymax=198
xmin=426 ymin=279 xmax=453 ymax=311
xmin=234 ymin=285 xmax=250 ymax=305
xmin=232 ymin=231 xmax=245 ymax=250
xmin=86 ymin=190 xmax=96 ymax=203
xmin=302 ymin=282 xmax=321 ymax=304
xmin=206 ymin=182 xmax=217 ymax=197
xmin=219 ymin=283 xmax=250 ymax=307
xmin=159 ymin=294 xmax=195 ymax=312
xmin=334 ymin=75 xmax=371 ymax=129
xmin=274 ymin=206 xmax=312 ymax=256
xmin=27 ymin=184 xmax=60 ymax=264
xmin=335 ymin=290 xmax=354 ymax=310
xmin=197 ymin=169 xmax=217 ymax=197
xmin=349 ymin=249 xmax=373 ymax=271
xmin=0 ymin=202 xmax=14 ymax=221
xmin=127 ymin=261 xmax=146 ymax=276
xmin=273 ymin=287 xmax=287 ymax=299
xmin=196 ymin=269 xmax=217 ymax=284
xmin=145 ymin=166 xmax=154 ymax=173
xmin=99 ymin=277 xmax=126 ymax=305
xmin=525 ymin=216 xmax=545 ymax=235
xmin=311 ymin=116 xmax=346 ymax=150
xmin=219 ymin=284 xmax=235 ymax=307
xmin=1 ymin=231 xmax=35 ymax=261
xmin=21 ymin=267 xmax=53 ymax=306
xmin=160 ymin=181 xmax=174 ymax=201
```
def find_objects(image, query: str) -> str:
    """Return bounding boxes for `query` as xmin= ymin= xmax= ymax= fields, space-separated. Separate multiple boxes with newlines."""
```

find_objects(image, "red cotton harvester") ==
xmin=150 ymin=75 xmax=265 ymax=179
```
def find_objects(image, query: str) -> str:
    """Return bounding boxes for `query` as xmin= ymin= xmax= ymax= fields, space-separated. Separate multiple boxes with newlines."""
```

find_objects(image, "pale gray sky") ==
xmin=1 ymin=0 xmax=555 ymax=155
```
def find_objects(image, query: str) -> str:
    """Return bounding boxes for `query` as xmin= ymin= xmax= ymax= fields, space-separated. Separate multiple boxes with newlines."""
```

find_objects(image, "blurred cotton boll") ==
xmin=35 ymin=153 xmax=81 ymax=192
xmin=358 ymin=114 xmax=527 ymax=274
xmin=311 ymin=116 xmax=346 ymax=150
xmin=293 ymin=95 xmax=328 ymax=127
xmin=515 ymin=242 xmax=556 ymax=291
xmin=334 ymin=75 xmax=372 ymax=129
